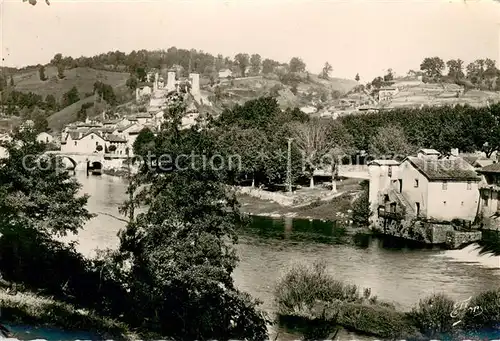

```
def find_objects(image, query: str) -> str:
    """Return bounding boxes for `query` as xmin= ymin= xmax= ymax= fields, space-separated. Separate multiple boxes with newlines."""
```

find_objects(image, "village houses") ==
xmin=369 ymin=149 xmax=482 ymax=225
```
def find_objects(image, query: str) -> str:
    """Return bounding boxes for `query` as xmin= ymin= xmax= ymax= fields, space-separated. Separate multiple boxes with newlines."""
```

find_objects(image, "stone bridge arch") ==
xmin=58 ymin=155 xmax=78 ymax=170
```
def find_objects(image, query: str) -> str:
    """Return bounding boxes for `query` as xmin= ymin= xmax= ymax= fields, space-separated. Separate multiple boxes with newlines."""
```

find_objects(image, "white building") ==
xmin=218 ymin=69 xmax=232 ymax=79
xmin=61 ymin=131 xmax=107 ymax=154
xmin=36 ymin=132 xmax=54 ymax=144
xmin=105 ymin=134 xmax=128 ymax=155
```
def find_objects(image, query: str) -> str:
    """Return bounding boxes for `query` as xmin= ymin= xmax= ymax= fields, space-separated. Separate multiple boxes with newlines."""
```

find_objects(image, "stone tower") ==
xmin=166 ymin=72 xmax=176 ymax=92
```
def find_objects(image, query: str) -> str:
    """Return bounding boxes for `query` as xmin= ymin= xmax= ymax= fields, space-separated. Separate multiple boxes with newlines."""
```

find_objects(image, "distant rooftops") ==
xmin=368 ymin=160 xmax=400 ymax=166
xmin=477 ymin=162 xmax=500 ymax=174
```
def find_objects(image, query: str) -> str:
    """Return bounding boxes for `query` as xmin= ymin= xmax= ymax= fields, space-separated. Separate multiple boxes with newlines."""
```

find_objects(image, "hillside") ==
xmin=12 ymin=66 xmax=129 ymax=101
xmin=47 ymin=95 xmax=96 ymax=131
xmin=383 ymin=80 xmax=500 ymax=109
xmin=210 ymin=74 xmax=358 ymax=110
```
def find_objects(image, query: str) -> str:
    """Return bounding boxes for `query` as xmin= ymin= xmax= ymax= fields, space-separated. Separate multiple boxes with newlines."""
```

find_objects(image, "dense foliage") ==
xmin=340 ymin=103 xmax=500 ymax=156
xmin=0 ymin=127 xmax=94 ymax=294
xmin=115 ymin=95 xmax=270 ymax=340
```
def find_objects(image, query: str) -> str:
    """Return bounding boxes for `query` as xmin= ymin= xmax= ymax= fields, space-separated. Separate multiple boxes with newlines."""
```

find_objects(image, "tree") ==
xmin=32 ymin=109 xmax=49 ymax=133
xmin=0 ymin=126 xmax=93 ymax=289
xmin=320 ymin=62 xmax=332 ymax=79
xmin=262 ymin=59 xmax=277 ymax=74
xmin=126 ymin=75 xmax=138 ymax=90
xmin=383 ymin=68 xmax=394 ymax=82
xmin=446 ymin=59 xmax=465 ymax=79
xmin=132 ymin=127 xmax=155 ymax=156
xmin=325 ymin=120 xmax=355 ymax=191
xmin=234 ymin=53 xmax=250 ymax=77
xmin=250 ymin=54 xmax=261 ymax=75
xmin=368 ymin=124 xmax=416 ymax=159
xmin=290 ymin=118 xmax=330 ymax=188
xmin=50 ymin=53 xmax=63 ymax=66
xmin=39 ymin=65 xmax=47 ymax=81
xmin=0 ymin=75 xmax=7 ymax=91
xmin=57 ymin=64 xmax=65 ymax=79
xmin=117 ymin=115 xmax=269 ymax=340
xmin=45 ymin=94 xmax=57 ymax=111
xmin=289 ymin=57 xmax=306 ymax=73
xmin=352 ymin=180 xmax=371 ymax=226
xmin=62 ymin=86 xmax=80 ymax=107
xmin=420 ymin=57 xmax=445 ymax=80
xmin=355 ymin=73 xmax=360 ymax=82
xmin=371 ymin=76 xmax=383 ymax=89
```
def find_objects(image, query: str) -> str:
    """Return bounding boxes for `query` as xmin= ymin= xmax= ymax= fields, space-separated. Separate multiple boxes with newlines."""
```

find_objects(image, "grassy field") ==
xmin=47 ymin=95 xmax=97 ymax=131
xmin=12 ymin=66 xmax=129 ymax=101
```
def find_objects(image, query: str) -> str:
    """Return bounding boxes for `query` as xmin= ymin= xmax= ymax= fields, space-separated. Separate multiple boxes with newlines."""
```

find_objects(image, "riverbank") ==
xmin=0 ymin=290 xmax=135 ymax=340
xmin=275 ymin=262 xmax=500 ymax=340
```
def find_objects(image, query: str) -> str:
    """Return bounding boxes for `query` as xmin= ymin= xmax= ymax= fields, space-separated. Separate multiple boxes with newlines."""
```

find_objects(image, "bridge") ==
xmin=44 ymin=151 xmax=104 ymax=171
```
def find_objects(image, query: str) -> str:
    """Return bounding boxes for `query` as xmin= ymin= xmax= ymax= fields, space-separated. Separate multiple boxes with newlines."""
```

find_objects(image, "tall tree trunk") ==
xmin=331 ymin=161 xmax=337 ymax=192
xmin=309 ymin=175 xmax=314 ymax=188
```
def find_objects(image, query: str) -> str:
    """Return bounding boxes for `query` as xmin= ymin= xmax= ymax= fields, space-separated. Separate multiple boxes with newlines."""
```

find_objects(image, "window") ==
xmin=91 ymin=135 xmax=94 ymax=140
xmin=414 ymin=179 xmax=419 ymax=188
xmin=74 ymin=141 xmax=77 ymax=146
xmin=442 ymin=181 xmax=448 ymax=190
xmin=96 ymin=142 xmax=98 ymax=146
xmin=461 ymin=201 xmax=464 ymax=206
xmin=388 ymin=166 xmax=392 ymax=177
xmin=443 ymin=201 xmax=447 ymax=206
xmin=467 ymin=181 xmax=472 ymax=190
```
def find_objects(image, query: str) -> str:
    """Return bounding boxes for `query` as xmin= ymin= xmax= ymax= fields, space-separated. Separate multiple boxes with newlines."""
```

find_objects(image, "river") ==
xmin=52 ymin=172 xmax=500 ymax=340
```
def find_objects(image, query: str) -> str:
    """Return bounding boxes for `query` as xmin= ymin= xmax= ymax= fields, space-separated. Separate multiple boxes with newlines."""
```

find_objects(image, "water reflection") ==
xmin=64 ymin=173 xmax=500 ymax=340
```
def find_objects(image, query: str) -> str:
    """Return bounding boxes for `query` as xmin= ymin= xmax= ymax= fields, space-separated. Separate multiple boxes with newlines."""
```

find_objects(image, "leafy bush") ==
xmin=275 ymin=261 xmax=365 ymax=316
xmin=461 ymin=288 xmax=500 ymax=331
xmin=408 ymin=293 xmax=455 ymax=338
xmin=352 ymin=180 xmax=371 ymax=227
xmin=334 ymin=301 xmax=420 ymax=339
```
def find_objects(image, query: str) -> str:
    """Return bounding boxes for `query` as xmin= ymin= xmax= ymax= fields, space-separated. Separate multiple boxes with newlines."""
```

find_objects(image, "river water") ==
xmin=52 ymin=172 xmax=500 ymax=340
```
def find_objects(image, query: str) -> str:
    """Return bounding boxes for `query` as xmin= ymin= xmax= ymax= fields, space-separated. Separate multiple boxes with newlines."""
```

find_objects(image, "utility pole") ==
xmin=287 ymin=138 xmax=293 ymax=193
xmin=126 ymin=147 xmax=134 ymax=222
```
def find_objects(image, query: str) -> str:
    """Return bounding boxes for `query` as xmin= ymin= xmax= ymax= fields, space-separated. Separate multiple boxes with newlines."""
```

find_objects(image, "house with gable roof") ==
xmin=61 ymin=130 xmax=107 ymax=154
xmin=369 ymin=148 xmax=481 ymax=224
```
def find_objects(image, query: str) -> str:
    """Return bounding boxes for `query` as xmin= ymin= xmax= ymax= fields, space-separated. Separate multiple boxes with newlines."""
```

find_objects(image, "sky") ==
xmin=1 ymin=0 xmax=500 ymax=82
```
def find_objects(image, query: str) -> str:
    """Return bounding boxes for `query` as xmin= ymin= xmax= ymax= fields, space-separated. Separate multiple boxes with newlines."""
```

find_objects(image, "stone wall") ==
xmin=375 ymin=216 xmax=481 ymax=248
xmin=235 ymin=186 xmax=339 ymax=207
xmin=445 ymin=231 xmax=482 ymax=249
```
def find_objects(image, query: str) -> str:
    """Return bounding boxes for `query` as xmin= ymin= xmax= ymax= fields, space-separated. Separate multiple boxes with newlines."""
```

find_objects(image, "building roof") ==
xmin=405 ymin=156 xmax=481 ymax=181
xmin=106 ymin=134 xmax=127 ymax=143
xmin=462 ymin=155 xmax=480 ymax=166
xmin=418 ymin=148 xmax=441 ymax=155
xmin=368 ymin=160 xmax=400 ymax=166
xmin=135 ymin=113 xmax=152 ymax=119
xmin=66 ymin=132 xmax=81 ymax=140
xmin=474 ymin=159 xmax=495 ymax=168
xmin=103 ymin=119 xmax=120 ymax=125
xmin=477 ymin=162 xmax=500 ymax=174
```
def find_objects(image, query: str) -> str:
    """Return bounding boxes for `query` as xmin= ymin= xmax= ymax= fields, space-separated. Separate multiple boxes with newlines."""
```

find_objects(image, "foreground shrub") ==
xmin=279 ymin=299 xmax=420 ymax=340
xmin=408 ymin=293 xmax=455 ymax=338
xmin=461 ymin=287 xmax=500 ymax=331
xmin=275 ymin=261 xmax=364 ymax=315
